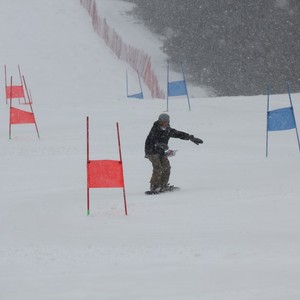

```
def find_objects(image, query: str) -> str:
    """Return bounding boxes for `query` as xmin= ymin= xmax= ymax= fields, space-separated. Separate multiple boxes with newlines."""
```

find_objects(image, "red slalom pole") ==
xmin=22 ymin=76 xmax=40 ymax=139
xmin=9 ymin=77 xmax=13 ymax=139
xmin=116 ymin=122 xmax=128 ymax=215
xmin=18 ymin=65 xmax=24 ymax=104
xmin=4 ymin=65 xmax=8 ymax=104
xmin=86 ymin=116 xmax=90 ymax=216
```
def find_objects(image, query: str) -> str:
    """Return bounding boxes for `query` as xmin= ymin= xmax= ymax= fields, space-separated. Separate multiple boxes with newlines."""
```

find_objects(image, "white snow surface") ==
xmin=1 ymin=1 xmax=300 ymax=299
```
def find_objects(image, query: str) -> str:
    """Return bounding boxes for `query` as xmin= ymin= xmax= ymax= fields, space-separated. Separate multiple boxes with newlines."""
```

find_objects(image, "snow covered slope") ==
xmin=1 ymin=1 xmax=300 ymax=299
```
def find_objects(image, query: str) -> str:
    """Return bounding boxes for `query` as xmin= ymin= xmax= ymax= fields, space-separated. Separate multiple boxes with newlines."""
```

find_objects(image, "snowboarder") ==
xmin=145 ymin=113 xmax=203 ymax=193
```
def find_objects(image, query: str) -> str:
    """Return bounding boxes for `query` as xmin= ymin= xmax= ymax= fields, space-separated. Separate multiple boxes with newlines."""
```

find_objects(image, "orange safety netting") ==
xmin=87 ymin=160 xmax=124 ymax=188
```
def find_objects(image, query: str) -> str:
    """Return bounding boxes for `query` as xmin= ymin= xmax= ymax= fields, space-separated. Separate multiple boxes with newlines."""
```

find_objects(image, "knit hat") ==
xmin=158 ymin=113 xmax=170 ymax=122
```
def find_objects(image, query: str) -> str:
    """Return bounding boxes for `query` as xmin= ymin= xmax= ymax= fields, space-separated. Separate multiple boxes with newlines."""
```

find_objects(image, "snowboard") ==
xmin=145 ymin=186 xmax=180 ymax=195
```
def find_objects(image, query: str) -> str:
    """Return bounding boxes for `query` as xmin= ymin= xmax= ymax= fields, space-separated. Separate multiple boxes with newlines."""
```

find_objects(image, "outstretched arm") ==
xmin=170 ymin=128 xmax=203 ymax=145
xmin=189 ymin=135 xmax=203 ymax=145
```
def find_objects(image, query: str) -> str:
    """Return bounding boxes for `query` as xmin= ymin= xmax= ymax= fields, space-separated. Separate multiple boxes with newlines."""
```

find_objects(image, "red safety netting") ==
xmin=80 ymin=0 xmax=165 ymax=99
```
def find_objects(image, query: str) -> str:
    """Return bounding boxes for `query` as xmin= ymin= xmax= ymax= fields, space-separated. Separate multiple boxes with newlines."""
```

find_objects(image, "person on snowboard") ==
xmin=145 ymin=113 xmax=203 ymax=193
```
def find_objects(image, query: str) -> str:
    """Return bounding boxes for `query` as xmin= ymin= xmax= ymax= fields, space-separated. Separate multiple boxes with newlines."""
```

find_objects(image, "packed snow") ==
xmin=1 ymin=1 xmax=300 ymax=299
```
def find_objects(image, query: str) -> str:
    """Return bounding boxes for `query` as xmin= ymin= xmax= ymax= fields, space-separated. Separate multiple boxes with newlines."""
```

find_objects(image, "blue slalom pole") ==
xmin=286 ymin=82 xmax=300 ymax=152
xmin=266 ymin=85 xmax=271 ymax=157
xmin=137 ymin=70 xmax=144 ymax=99
xmin=126 ymin=70 xmax=129 ymax=97
xmin=166 ymin=62 xmax=170 ymax=112
xmin=181 ymin=63 xmax=191 ymax=111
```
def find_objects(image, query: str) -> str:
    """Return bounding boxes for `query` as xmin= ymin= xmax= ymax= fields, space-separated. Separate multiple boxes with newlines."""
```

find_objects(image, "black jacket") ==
xmin=145 ymin=121 xmax=190 ymax=156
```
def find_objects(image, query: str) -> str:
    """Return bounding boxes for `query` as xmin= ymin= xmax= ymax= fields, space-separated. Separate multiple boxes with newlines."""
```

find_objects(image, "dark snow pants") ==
xmin=147 ymin=154 xmax=171 ymax=188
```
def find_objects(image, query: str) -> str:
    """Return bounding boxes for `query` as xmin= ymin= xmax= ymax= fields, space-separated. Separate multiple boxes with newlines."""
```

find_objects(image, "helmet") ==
xmin=158 ymin=113 xmax=170 ymax=122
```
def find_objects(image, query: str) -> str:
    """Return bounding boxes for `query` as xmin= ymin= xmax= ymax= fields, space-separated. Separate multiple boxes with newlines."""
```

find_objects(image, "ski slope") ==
xmin=1 ymin=1 xmax=300 ymax=299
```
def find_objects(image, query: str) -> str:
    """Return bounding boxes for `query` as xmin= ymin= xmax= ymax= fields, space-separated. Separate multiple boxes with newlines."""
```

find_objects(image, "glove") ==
xmin=165 ymin=149 xmax=177 ymax=157
xmin=189 ymin=135 xmax=203 ymax=145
